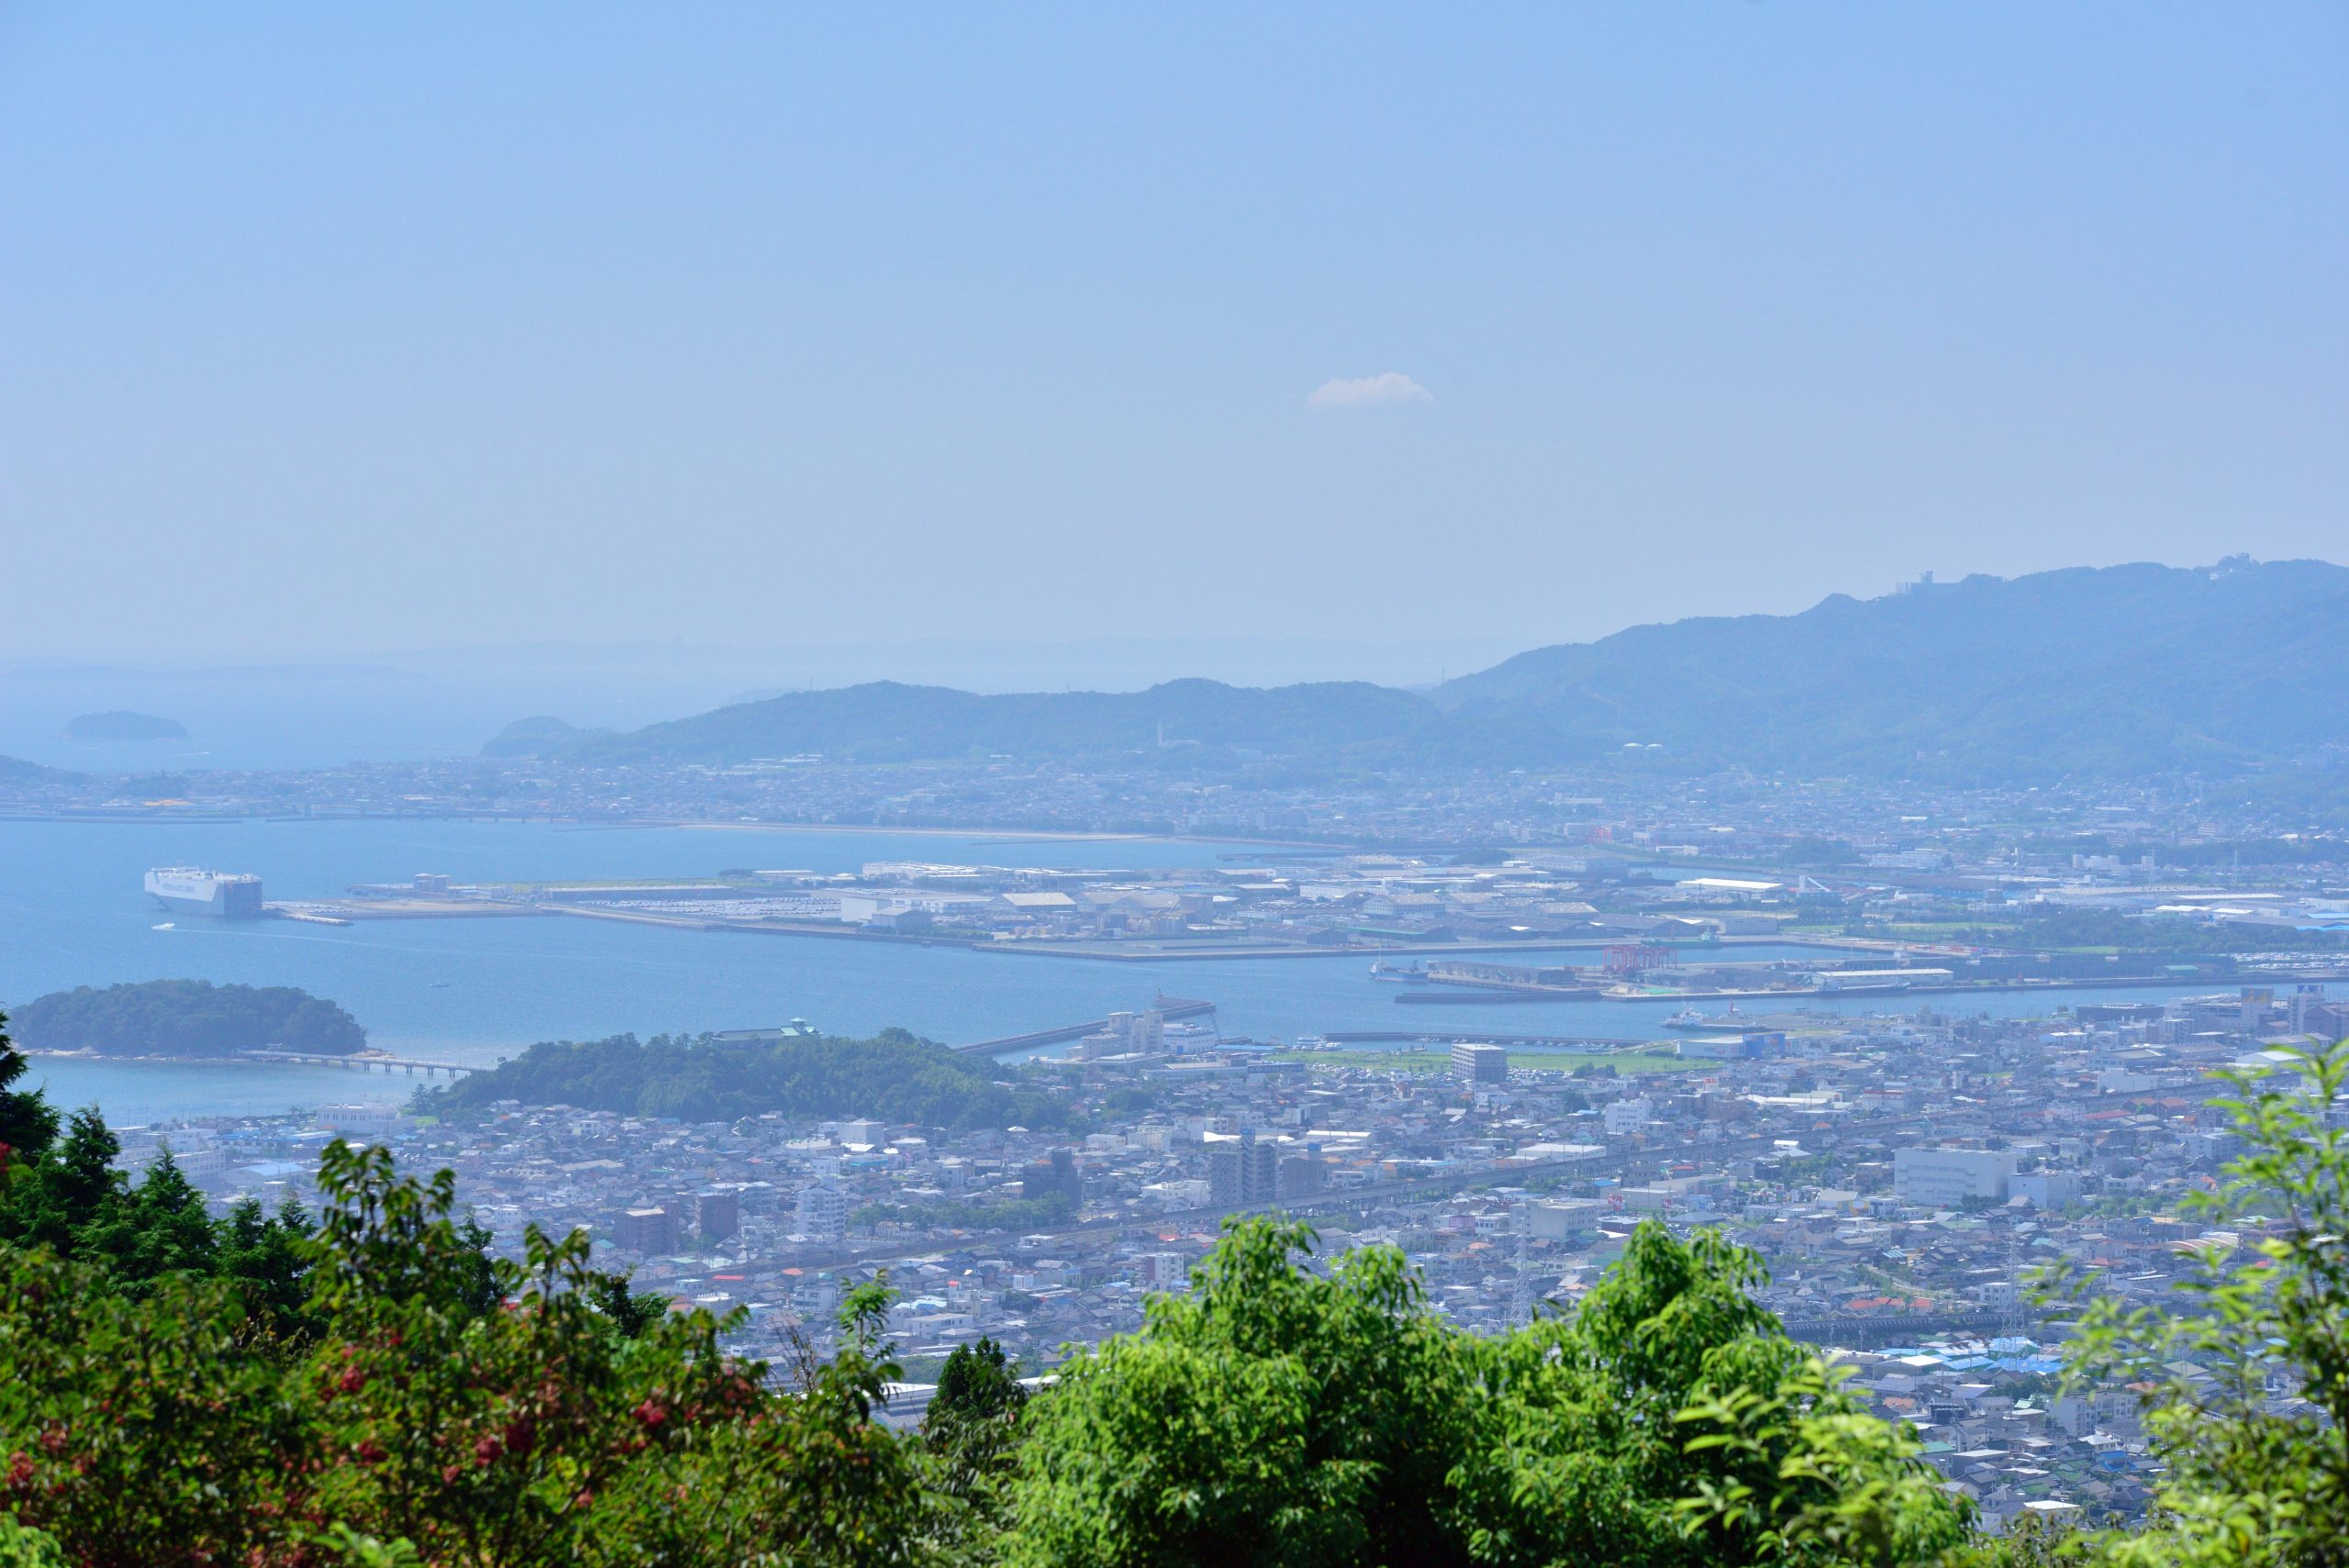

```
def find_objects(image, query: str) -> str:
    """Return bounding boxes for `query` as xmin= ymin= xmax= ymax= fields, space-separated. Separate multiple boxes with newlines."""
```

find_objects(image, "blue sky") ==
xmin=3 ymin=4 xmax=2343 ymax=662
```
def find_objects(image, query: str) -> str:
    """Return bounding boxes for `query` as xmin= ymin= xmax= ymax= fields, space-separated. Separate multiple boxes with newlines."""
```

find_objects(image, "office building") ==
xmin=614 ymin=1206 xmax=680 ymax=1254
xmin=697 ymin=1190 xmax=740 ymax=1242
xmin=1278 ymin=1153 xmax=1327 ymax=1199
xmin=1209 ymin=1132 xmax=1279 ymax=1208
xmin=1019 ymin=1148 xmax=1084 ymax=1207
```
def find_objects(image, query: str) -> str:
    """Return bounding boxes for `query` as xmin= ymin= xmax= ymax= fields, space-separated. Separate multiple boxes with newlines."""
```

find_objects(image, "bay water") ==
xmin=0 ymin=817 xmax=2222 ymax=1124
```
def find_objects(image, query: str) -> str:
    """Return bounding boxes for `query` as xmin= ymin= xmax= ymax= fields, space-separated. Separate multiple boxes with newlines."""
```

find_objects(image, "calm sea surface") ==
xmin=0 ymin=818 xmax=2230 ymax=1124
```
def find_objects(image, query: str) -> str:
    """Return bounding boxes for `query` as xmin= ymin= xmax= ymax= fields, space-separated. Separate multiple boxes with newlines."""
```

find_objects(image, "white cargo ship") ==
xmin=143 ymin=867 xmax=265 ymax=918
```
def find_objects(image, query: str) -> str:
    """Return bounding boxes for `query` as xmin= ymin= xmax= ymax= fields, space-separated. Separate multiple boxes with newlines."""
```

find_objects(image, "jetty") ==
xmin=957 ymin=995 xmax=1217 ymax=1056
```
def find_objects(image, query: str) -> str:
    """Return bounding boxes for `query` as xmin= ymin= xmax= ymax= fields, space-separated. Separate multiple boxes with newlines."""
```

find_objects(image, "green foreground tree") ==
xmin=0 ymin=1013 xmax=57 ymax=1168
xmin=0 ymin=1139 xmax=929 ymax=1568
xmin=1002 ymin=1218 xmax=1968 ymax=1567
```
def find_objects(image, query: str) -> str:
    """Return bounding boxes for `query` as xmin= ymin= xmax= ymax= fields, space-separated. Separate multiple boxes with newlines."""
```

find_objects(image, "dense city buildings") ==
xmin=105 ymin=962 xmax=2349 ymax=1529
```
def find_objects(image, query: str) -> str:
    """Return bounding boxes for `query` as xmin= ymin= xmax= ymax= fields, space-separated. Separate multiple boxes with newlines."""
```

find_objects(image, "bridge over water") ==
xmin=238 ymin=1050 xmax=478 ymax=1078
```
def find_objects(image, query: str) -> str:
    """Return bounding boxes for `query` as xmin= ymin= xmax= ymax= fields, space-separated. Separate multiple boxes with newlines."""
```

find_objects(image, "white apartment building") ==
xmin=1893 ymin=1146 xmax=2016 ymax=1207
xmin=795 ymin=1181 xmax=848 ymax=1240
xmin=1602 ymin=1097 xmax=1654 ymax=1136
xmin=1528 ymin=1198 xmax=1603 ymax=1240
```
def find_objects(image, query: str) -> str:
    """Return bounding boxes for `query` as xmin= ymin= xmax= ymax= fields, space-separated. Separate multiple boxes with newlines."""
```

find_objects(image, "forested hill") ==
xmin=13 ymin=980 xmax=366 ymax=1058
xmin=428 ymin=1029 xmax=1075 ymax=1129
xmin=485 ymin=559 xmax=2349 ymax=782
xmin=0 ymin=754 xmax=72 ymax=784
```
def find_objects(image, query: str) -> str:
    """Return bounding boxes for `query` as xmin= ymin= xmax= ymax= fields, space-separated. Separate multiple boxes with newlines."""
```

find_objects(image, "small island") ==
xmin=11 ymin=979 xmax=366 ymax=1058
xmin=61 ymin=710 xmax=187 ymax=742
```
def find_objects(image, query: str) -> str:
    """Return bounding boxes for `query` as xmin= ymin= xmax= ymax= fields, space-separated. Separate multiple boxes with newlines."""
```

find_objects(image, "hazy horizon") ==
xmin=6 ymin=5 xmax=2343 ymax=662
xmin=0 ymin=630 xmax=1537 ymax=770
xmin=2 ymin=631 xmax=1543 ymax=687
xmin=4 ymin=551 xmax=2336 ymax=683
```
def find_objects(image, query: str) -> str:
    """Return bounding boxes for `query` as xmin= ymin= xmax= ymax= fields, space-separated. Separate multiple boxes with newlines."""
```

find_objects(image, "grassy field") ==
xmin=1520 ymin=1051 xmax=1698 ymax=1074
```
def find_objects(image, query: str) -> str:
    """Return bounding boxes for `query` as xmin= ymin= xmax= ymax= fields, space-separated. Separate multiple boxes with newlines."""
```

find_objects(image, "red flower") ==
xmin=633 ymin=1399 xmax=668 ymax=1429
xmin=473 ymin=1435 xmax=501 ymax=1467
xmin=337 ymin=1367 xmax=368 ymax=1396
xmin=355 ymin=1440 xmax=388 ymax=1465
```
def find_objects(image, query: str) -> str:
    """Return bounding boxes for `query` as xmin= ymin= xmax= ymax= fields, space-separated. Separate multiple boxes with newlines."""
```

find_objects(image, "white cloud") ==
xmin=1306 ymin=372 xmax=1431 ymax=410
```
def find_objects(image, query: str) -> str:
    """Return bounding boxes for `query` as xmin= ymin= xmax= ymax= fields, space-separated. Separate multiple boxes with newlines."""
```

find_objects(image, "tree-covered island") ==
xmin=10 ymin=980 xmax=366 ymax=1058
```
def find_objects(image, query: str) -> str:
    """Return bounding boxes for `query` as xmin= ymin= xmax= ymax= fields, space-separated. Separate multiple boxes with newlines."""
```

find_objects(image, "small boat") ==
xmin=151 ymin=921 xmax=175 ymax=930
xmin=429 ymin=981 xmax=451 ymax=988
xmin=1370 ymin=960 xmax=1428 ymax=983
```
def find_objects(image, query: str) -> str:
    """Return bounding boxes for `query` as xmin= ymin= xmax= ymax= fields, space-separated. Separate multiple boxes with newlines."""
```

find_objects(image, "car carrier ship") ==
xmin=143 ymin=867 xmax=265 ymax=918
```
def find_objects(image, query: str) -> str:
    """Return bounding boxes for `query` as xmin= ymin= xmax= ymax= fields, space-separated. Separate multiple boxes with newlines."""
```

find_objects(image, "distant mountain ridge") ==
xmin=0 ymin=755 xmax=72 ymax=784
xmin=491 ymin=560 xmax=2349 ymax=782
xmin=533 ymin=678 xmax=1432 ymax=767
xmin=1428 ymin=557 xmax=2349 ymax=776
